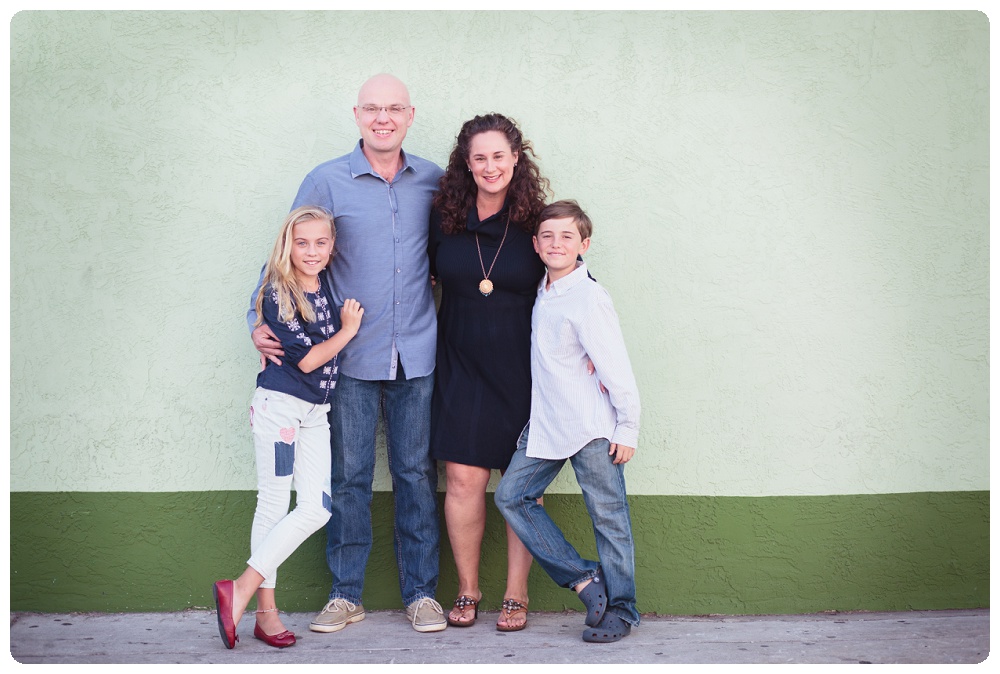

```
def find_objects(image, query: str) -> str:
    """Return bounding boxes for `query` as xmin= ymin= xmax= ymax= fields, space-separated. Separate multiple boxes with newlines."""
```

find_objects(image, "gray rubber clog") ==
xmin=576 ymin=571 xmax=607 ymax=627
xmin=582 ymin=612 xmax=632 ymax=643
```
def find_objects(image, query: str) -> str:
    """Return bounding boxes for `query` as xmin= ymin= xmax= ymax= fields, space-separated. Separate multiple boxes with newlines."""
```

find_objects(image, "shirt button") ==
xmin=396 ymin=268 xmax=401 ymax=273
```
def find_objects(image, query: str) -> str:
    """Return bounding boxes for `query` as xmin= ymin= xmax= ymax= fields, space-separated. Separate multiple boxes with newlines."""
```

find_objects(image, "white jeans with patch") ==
xmin=246 ymin=387 xmax=332 ymax=588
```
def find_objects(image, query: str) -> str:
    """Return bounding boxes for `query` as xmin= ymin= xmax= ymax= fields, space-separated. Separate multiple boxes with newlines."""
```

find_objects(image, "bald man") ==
xmin=249 ymin=74 xmax=446 ymax=634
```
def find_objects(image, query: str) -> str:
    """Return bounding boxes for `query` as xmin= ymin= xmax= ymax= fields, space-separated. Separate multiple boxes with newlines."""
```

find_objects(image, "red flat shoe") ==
xmin=254 ymin=622 xmax=297 ymax=648
xmin=212 ymin=580 xmax=239 ymax=649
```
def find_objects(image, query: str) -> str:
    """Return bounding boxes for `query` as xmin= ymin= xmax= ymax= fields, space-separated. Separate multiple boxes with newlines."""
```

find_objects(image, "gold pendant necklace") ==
xmin=475 ymin=214 xmax=510 ymax=297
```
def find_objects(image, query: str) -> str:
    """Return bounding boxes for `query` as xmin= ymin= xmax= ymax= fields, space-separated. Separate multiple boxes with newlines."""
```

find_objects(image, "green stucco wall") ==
xmin=9 ymin=10 xmax=989 ymax=614
xmin=9 ymin=491 xmax=989 ymax=614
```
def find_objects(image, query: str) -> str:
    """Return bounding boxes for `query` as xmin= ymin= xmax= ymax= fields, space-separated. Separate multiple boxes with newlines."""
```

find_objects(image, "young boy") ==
xmin=495 ymin=199 xmax=641 ymax=643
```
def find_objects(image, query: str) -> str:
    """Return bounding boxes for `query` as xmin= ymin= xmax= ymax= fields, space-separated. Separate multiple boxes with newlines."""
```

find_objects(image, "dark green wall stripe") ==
xmin=10 ymin=491 xmax=988 ymax=614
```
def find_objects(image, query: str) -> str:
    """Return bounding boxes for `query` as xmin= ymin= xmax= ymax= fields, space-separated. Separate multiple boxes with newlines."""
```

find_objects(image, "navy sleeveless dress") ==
xmin=428 ymin=205 xmax=545 ymax=470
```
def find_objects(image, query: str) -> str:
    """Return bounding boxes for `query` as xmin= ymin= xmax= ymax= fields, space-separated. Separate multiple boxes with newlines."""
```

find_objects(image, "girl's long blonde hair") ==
xmin=254 ymin=206 xmax=336 ymax=326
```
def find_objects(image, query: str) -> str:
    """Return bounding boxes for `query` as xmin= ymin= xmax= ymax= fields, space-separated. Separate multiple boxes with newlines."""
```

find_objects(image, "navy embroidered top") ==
xmin=256 ymin=280 xmax=340 ymax=405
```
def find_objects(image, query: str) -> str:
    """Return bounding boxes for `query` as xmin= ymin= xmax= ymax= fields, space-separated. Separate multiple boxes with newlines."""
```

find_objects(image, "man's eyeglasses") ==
xmin=358 ymin=105 xmax=412 ymax=117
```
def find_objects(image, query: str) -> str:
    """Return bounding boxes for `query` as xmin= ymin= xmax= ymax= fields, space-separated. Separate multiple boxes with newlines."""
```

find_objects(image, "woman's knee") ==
xmin=445 ymin=463 xmax=490 ymax=500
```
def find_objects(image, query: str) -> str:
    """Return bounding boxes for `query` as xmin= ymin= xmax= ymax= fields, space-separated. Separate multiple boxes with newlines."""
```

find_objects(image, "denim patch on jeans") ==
xmin=274 ymin=441 xmax=294 ymax=477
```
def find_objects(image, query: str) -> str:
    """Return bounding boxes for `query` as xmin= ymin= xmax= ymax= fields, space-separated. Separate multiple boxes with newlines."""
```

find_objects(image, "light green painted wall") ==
xmin=10 ymin=11 xmax=988 ymax=499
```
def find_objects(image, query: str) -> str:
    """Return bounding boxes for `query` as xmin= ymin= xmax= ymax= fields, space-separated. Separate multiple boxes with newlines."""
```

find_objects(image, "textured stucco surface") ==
xmin=9 ymin=491 xmax=988 ymax=614
xmin=9 ymin=11 xmax=989 ymax=495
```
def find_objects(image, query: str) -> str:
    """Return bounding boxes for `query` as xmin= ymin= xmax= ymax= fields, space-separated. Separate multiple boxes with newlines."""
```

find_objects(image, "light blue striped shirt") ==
xmin=247 ymin=141 xmax=443 ymax=380
xmin=527 ymin=261 xmax=641 ymax=460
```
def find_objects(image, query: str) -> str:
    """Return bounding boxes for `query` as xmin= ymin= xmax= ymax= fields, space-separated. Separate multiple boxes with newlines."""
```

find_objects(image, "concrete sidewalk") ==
xmin=8 ymin=608 xmax=989 ymax=665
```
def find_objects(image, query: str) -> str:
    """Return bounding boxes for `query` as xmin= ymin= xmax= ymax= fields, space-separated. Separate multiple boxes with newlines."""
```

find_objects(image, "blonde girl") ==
xmin=213 ymin=206 xmax=363 ymax=650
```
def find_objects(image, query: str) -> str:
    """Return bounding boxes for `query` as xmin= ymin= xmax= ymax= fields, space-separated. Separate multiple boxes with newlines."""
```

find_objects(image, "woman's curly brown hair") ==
xmin=433 ymin=113 xmax=552 ymax=234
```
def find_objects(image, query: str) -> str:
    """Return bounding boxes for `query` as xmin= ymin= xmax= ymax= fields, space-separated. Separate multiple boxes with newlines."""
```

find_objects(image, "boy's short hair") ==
xmin=537 ymin=199 xmax=593 ymax=239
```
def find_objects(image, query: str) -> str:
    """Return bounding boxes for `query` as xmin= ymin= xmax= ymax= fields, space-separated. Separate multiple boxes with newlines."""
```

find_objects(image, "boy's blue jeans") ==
xmin=324 ymin=372 xmax=439 ymax=607
xmin=495 ymin=425 xmax=639 ymax=626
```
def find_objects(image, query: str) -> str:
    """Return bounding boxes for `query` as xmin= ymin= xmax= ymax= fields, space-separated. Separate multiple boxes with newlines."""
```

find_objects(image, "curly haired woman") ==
xmin=428 ymin=113 xmax=550 ymax=632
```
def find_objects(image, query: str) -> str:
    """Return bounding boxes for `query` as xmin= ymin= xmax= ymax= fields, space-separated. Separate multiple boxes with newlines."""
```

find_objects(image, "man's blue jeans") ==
xmin=325 ymin=372 xmax=438 ymax=606
xmin=495 ymin=425 xmax=639 ymax=625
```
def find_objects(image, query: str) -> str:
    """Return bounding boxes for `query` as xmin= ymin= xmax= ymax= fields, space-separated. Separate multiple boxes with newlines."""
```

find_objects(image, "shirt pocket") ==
xmin=536 ymin=310 xmax=581 ymax=360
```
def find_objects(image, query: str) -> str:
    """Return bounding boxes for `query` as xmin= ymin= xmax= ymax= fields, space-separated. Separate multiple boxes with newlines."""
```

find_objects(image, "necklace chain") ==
xmin=475 ymin=214 xmax=510 ymax=297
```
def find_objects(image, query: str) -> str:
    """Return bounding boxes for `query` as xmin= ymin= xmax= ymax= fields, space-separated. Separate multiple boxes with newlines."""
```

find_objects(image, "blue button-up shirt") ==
xmin=248 ymin=141 xmax=443 ymax=380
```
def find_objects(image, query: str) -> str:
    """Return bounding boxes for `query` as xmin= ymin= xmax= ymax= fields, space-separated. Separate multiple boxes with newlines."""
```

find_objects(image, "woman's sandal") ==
xmin=496 ymin=598 xmax=528 ymax=632
xmin=576 ymin=570 xmax=607 ymax=627
xmin=582 ymin=612 xmax=631 ymax=643
xmin=447 ymin=594 xmax=481 ymax=627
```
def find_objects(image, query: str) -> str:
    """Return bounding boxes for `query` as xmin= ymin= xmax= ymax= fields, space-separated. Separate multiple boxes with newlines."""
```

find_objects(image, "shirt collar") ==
xmin=539 ymin=260 xmax=589 ymax=296
xmin=349 ymin=140 xmax=414 ymax=179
